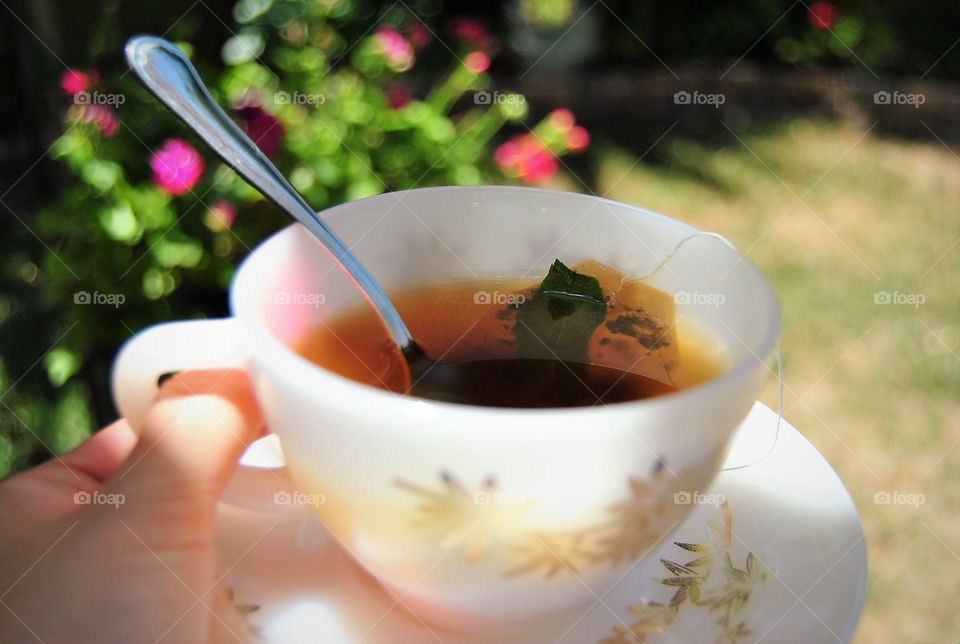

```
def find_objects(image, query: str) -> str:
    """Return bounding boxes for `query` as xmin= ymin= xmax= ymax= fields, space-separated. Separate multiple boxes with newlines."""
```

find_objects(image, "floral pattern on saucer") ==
xmin=600 ymin=502 xmax=768 ymax=644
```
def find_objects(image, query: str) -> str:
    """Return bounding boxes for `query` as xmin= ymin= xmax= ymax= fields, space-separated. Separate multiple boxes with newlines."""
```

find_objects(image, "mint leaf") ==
xmin=515 ymin=259 xmax=607 ymax=363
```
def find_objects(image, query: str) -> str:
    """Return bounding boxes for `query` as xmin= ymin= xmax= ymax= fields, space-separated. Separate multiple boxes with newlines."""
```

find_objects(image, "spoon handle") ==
xmin=125 ymin=35 xmax=415 ymax=350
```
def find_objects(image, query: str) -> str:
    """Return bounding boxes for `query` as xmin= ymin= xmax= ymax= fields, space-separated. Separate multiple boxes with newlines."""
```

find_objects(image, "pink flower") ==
xmin=150 ymin=139 xmax=205 ymax=196
xmin=548 ymin=108 xmax=575 ymax=133
xmin=566 ymin=126 xmax=590 ymax=152
xmin=60 ymin=69 xmax=98 ymax=95
xmin=374 ymin=27 xmax=414 ymax=71
xmin=808 ymin=2 xmax=838 ymax=30
xmin=236 ymin=104 xmax=284 ymax=157
xmin=205 ymin=200 xmax=237 ymax=231
xmin=76 ymin=104 xmax=119 ymax=138
xmin=385 ymin=85 xmax=412 ymax=109
xmin=495 ymin=134 xmax=558 ymax=183
xmin=407 ymin=23 xmax=432 ymax=48
xmin=464 ymin=51 xmax=490 ymax=74
xmin=450 ymin=18 xmax=495 ymax=51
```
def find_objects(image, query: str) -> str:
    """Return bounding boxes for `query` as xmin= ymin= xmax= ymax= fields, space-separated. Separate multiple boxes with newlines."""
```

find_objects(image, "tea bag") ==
xmin=571 ymin=259 xmax=680 ymax=384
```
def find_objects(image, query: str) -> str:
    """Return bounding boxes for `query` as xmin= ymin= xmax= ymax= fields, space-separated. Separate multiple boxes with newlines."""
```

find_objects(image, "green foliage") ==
xmin=0 ymin=1 xmax=584 ymax=477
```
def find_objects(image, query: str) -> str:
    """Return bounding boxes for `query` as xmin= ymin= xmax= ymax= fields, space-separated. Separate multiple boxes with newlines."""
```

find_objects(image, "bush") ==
xmin=0 ymin=1 xmax=590 ymax=477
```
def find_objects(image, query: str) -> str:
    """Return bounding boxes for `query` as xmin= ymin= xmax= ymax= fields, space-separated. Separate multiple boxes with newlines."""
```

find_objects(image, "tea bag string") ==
xmin=631 ymin=232 xmax=738 ymax=281
xmin=721 ymin=346 xmax=784 ymax=472
xmin=634 ymin=231 xmax=784 ymax=471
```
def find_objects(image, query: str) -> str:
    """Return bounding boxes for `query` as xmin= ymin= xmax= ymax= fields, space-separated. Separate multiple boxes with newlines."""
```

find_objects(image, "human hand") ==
xmin=0 ymin=369 xmax=263 ymax=643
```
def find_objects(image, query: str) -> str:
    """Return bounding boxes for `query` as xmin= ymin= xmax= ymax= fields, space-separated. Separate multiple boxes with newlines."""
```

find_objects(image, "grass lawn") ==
xmin=548 ymin=118 xmax=959 ymax=643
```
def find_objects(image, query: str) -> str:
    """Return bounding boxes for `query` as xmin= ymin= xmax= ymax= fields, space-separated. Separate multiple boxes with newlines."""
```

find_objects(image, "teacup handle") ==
xmin=111 ymin=318 xmax=302 ymax=514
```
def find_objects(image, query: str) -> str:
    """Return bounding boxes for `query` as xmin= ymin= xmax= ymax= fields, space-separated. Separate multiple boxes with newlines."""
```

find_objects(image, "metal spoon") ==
xmin=124 ymin=35 xmax=432 ymax=389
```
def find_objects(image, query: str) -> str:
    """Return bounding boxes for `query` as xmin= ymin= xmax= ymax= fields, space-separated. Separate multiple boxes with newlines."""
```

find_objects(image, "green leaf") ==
xmin=451 ymin=165 xmax=482 ymax=185
xmin=222 ymin=31 xmax=265 ymax=65
xmin=497 ymin=94 xmax=529 ymax=121
xmin=515 ymin=259 xmax=606 ymax=363
xmin=49 ymin=384 xmax=94 ymax=452
xmin=44 ymin=348 xmax=81 ymax=387
xmin=143 ymin=267 xmax=176 ymax=300
xmin=98 ymin=202 xmax=141 ymax=243
xmin=51 ymin=129 xmax=90 ymax=161
xmin=344 ymin=178 xmax=383 ymax=201
xmin=540 ymin=259 xmax=604 ymax=301
xmin=125 ymin=188 xmax=174 ymax=231
xmin=151 ymin=237 xmax=204 ymax=269
xmin=80 ymin=160 xmax=121 ymax=193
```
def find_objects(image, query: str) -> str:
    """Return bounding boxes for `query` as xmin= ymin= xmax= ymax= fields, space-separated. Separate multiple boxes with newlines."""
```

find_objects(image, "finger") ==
xmin=106 ymin=369 xmax=263 ymax=541
xmin=122 ymin=369 xmax=262 ymax=489
xmin=56 ymin=419 xmax=139 ymax=483
xmin=0 ymin=420 xmax=138 ymax=532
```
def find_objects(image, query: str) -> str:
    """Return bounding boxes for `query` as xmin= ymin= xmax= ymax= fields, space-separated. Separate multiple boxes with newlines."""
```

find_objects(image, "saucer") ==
xmin=211 ymin=402 xmax=867 ymax=643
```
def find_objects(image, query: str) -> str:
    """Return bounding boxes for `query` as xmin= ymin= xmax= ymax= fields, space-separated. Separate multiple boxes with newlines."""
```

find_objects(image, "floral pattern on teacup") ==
xmin=394 ymin=472 xmax=531 ymax=564
xmin=394 ymin=457 xmax=715 ymax=579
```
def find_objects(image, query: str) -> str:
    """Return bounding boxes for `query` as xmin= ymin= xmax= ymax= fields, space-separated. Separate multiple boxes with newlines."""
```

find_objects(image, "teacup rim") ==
xmin=231 ymin=185 xmax=781 ymax=417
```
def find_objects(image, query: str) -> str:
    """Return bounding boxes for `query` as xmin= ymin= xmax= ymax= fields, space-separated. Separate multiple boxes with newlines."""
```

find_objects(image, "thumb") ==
xmin=105 ymin=369 xmax=263 ymax=543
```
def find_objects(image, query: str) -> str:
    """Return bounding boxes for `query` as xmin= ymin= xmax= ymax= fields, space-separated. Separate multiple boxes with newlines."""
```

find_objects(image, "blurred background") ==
xmin=0 ymin=0 xmax=957 ymax=641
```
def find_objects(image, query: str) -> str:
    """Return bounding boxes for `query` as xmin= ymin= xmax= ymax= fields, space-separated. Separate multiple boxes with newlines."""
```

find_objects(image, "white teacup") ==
xmin=111 ymin=186 xmax=780 ymax=632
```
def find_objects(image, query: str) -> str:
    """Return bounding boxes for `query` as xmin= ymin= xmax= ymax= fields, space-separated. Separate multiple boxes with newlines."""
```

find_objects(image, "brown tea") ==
xmin=293 ymin=260 xmax=728 ymax=408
